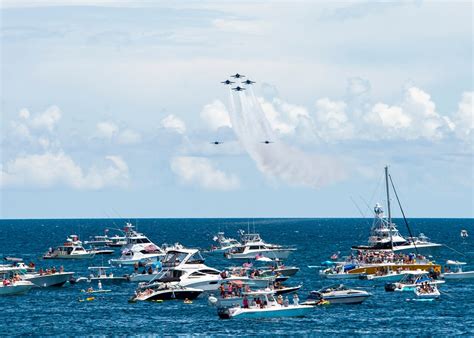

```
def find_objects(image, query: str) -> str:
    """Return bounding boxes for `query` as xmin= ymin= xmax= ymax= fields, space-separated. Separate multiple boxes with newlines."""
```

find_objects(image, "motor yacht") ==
xmin=443 ymin=260 xmax=474 ymax=280
xmin=414 ymin=284 xmax=440 ymax=299
xmin=109 ymin=223 xmax=165 ymax=266
xmin=217 ymin=290 xmax=312 ymax=319
xmin=225 ymin=231 xmax=296 ymax=260
xmin=352 ymin=167 xmax=441 ymax=254
xmin=210 ymin=232 xmax=241 ymax=253
xmin=254 ymin=258 xmax=300 ymax=277
xmin=385 ymin=271 xmax=444 ymax=292
xmin=43 ymin=235 xmax=95 ymax=260
xmin=0 ymin=267 xmax=35 ymax=295
xmin=303 ymin=284 xmax=371 ymax=305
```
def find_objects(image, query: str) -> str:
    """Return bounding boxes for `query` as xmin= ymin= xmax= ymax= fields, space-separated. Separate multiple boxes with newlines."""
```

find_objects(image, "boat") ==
xmin=385 ymin=271 xmax=445 ymax=292
xmin=210 ymin=232 xmax=241 ymax=253
xmin=256 ymin=259 xmax=300 ymax=277
xmin=0 ymin=267 xmax=35 ymax=295
xmin=128 ymin=261 xmax=163 ymax=282
xmin=73 ymin=266 xmax=129 ymax=284
xmin=22 ymin=269 xmax=74 ymax=287
xmin=352 ymin=167 xmax=442 ymax=254
xmin=130 ymin=283 xmax=203 ymax=302
xmin=319 ymin=264 xmax=364 ymax=279
xmin=109 ymin=223 xmax=165 ymax=266
xmin=43 ymin=235 xmax=95 ymax=260
xmin=217 ymin=290 xmax=312 ymax=319
xmin=225 ymin=231 xmax=296 ymax=260
xmin=303 ymin=284 xmax=371 ymax=305
xmin=461 ymin=230 xmax=468 ymax=238
xmin=414 ymin=284 xmax=440 ymax=298
xmin=89 ymin=248 xmax=115 ymax=255
xmin=106 ymin=234 xmax=127 ymax=247
xmin=359 ymin=270 xmax=412 ymax=283
xmin=443 ymin=260 xmax=474 ymax=280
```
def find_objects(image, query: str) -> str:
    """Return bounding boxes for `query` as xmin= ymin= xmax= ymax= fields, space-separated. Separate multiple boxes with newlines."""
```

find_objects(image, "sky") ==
xmin=0 ymin=0 xmax=473 ymax=219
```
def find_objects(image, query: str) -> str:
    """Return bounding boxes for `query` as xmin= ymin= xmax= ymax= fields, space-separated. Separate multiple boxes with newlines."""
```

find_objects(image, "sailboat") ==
xmin=352 ymin=166 xmax=442 ymax=254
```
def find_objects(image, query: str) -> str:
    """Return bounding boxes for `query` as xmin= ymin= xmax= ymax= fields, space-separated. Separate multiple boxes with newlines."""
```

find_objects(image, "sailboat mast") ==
xmin=385 ymin=166 xmax=394 ymax=249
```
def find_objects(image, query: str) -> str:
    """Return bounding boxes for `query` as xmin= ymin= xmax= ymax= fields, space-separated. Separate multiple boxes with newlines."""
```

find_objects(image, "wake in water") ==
xmin=227 ymin=86 xmax=345 ymax=188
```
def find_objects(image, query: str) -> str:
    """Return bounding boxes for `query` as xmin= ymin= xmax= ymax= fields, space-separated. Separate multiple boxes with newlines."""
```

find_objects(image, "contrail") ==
xmin=227 ymin=86 xmax=345 ymax=188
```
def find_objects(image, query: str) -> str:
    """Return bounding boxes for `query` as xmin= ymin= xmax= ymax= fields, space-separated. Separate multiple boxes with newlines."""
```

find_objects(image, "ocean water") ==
xmin=0 ymin=218 xmax=473 ymax=336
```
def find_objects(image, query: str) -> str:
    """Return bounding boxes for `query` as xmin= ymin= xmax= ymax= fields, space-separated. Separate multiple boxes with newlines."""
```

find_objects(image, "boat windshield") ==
xmin=186 ymin=252 xmax=205 ymax=264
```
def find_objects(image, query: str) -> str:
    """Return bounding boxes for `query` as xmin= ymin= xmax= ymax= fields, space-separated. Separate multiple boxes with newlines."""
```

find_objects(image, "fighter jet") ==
xmin=261 ymin=140 xmax=274 ymax=144
xmin=232 ymin=86 xmax=246 ymax=91
xmin=221 ymin=79 xmax=235 ymax=85
xmin=230 ymin=73 xmax=245 ymax=79
xmin=242 ymin=79 xmax=256 ymax=85
xmin=210 ymin=141 xmax=223 ymax=145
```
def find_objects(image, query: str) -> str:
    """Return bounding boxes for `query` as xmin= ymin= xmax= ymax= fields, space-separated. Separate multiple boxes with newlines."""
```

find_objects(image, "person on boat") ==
xmin=134 ymin=262 xmax=139 ymax=272
xmin=59 ymin=266 xmax=64 ymax=273
xmin=3 ymin=279 xmax=11 ymax=286
xmin=243 ymin=295 xmax=249 ymax=308
xmin=251 ymin=298 xmax=257 ymax=307
xmin=219 ymin=284 xmax=225 ymax=298
xmin=283 ymin=296 xmax=289 ymax=307
xmin=38 ymin=268 xmax=44 ymax=275
xmin=87 ymin=287 xmax=94 ymax=292
xmin=227 ymin=283 xmax=233 ymax=296
xmin=147 ymin=266 xmax=153 ymax=274
xmin=29 ymin=261 xmax=35 ymax=268
xmin=51 ymin=266 xmax=57 ymax=274
xmin=98 ymin=281 xmax=102 ymax=290
xmin=293 ymin=293 xmax=299 ymax=305
xmin=277 ymin=294 xmax=283 ymax=305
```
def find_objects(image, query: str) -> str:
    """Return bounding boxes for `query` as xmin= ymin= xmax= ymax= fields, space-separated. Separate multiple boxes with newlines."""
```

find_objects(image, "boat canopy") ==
xmin=446 ymin=260 xmax=466 ymax=265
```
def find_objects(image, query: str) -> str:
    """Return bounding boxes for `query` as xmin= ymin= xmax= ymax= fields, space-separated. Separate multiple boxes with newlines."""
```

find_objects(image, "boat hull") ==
xmin=24 ymin=272 xmax=74 ymax=287
xmin=134 ymin=289 xmax=203 ymax=302
xmin=322 ymin=294 xmax=370 ymax=304
xmin=443 ymin=271 xmax=474 ymax=280
xmin=218 ymin=305 xmax=312 ymax=319
xmin=226 ymin=249 xmax=295 ymax=260
xmin=0 ymin=282 xmax=34 ymax=295
xmin=44 ymin=253 xmax=95 ymax=260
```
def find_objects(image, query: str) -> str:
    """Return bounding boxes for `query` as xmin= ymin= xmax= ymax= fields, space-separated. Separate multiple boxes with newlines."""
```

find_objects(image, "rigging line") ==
xmin=442 ymin=244 xmax=467 ymax=257
xmin=350 ymin=196 xmax=371 ymax=227
xmin=359 ymin=195 xmax=375 ymax=218
xmin=368 ymin=171 xmax=385 ymax=209
xmin=388 ymin=174 xmax=419 ymax=254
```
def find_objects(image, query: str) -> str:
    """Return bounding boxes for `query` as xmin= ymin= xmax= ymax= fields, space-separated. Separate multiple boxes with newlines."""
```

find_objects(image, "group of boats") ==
xmin=1 ymin=166 xmax=472 ymax=319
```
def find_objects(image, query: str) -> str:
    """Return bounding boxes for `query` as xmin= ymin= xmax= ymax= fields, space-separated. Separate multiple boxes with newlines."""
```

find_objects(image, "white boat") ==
xmin=43 ymin=235 xmax=96 ymax=260
xmin=461 ymin=230 xmax=468 ymax=238
xmin=109 ymin=223 xmax=165 ymax=266
xmin=210 ymin=232 xmax=241 ymax=253
xmin=0 ymin=267 xmax=35 ymax=295
xmin=225 ymin=231 xmax=296 ymax=260
xmin=22 ymin=271 xmax=74 ymax=287
xmin=385 ymin=271 xmax=444 ymax=292
xmin=74 ymin=266 xmax=129 ymax=284
xmin=352 ymin=167 xmax=441 ymax=254
xmin=319 ymin=264 xmax=364 ymax=279
xmin=303 ymin=284 xmax=371 ymax=305
xmin=217 ymin=290 xmax=312 ymax=319
xmin=128 ymin=262 xmax=163 ymax=282
xmin=443 ymin=260 xmax=474 ymax=280
xmin=414 ymin=284 xmax=440 ymax=298
xmin=360 ymin=270 xmax=411 ymax=283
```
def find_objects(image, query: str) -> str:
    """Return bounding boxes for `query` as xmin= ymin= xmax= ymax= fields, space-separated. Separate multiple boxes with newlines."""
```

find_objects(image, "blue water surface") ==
xmin=0 ymin=218 xmax=473 ymax=336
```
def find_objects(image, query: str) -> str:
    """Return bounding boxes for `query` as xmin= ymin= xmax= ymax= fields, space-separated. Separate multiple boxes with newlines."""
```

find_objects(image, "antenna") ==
xmin=384 ymin=166 xmax=394 ymax=250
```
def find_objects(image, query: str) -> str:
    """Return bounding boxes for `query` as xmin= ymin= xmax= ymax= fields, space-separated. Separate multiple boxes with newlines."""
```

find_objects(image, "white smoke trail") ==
xmin=227 ymin=87 xmax=345 ymax=188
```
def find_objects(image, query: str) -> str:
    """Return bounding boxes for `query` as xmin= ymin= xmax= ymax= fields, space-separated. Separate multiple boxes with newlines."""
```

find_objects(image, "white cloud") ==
xmin=365 ymin=103 xmax=411 ymax=135
xmin=314 ymin=98 xmax=354 ymax=141
xmin=161 ymin=114 xmax=186 ymax=134
xmin=452 ymin=91 xmax=473 ymax=142
xmin=117 ymin=129 xmax=142 ymax=144
xmin=96 ymin=121 xmax=119 ymax=139
xmin=170 ymin=156 xmax=240 ymax=191
xmin=0 ymin=152 xmax=129 ymax=190
xmin=200 ymin=100 xmax=231 ymax=130
xmin=15 ymin=106 xmax=62 ymax=132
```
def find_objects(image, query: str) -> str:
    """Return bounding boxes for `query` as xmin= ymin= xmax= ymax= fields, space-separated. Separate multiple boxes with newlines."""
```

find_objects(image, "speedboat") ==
xmin=225 ymin=231 xmax=296 ymax=260
xmin=217 ymin=290 xmax=312 ymax=319
xmin=21 ymin=268 xmax=74 ymax=287
xmin=130 ymin=283 xmax=203 ymax=302
xmin=352 ymin=167 xmax=441 ymax=254
xmin=210 ymin=232 xmax=241 ymax=253
xmin=74 ymin=266 xmax=129 ymax=284
xmin=360 ymin=270 xmax=412 ymax=283
xmin=414 ymin=284 xmax=440 ymax=299
xmin=320 ymin=264 xmax=364 ymax=279
xmin=461 ymin=230 xmax=468 ymax=238
xmin=385 ymin=271 xmax=444 ymax=292
xmin=43 ymin=235 xmax=95 ymax=260
xmin=303 ymin=284 xmax=371 ymax=305
xmin=443 ymin=260 xmax=474 ymax=280
xmin=0 ymin=267 xmax=35 ymax=295
xmin=109 ymin=223 xmax=165 ymax=266
xmin=256 ymin=259 xmax=300 ymax=277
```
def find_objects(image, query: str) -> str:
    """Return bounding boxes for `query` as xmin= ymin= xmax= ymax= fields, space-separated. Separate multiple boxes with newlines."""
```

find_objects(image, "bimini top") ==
xmin=446 ymin=260 xmax=466 ymax=265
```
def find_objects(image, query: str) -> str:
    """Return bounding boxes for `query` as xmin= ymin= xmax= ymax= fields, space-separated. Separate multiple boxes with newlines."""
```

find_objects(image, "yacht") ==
xmin=147 ymin=248 xmax=222 ymax=291
xmin=21 ymin=268 xmax=74 ymax=287
xmin=0 ymin=267 xmax=35 ymax=295
xmin=225 ymin=231 xmax=296 ymax=260
xmin=352 ymin=167 xmax=441 ymax=254
xmin=210 ymin=232 xmax=241 ymax=253
xmin=217 ymin=290 xmax=312 ymax=319
xmin=303 ymin=284 xmax=371 ymax=305
xmin=43 ymin=235 xmax=95 ymax=259
xmin=109 ymin=223 xmax=165 ymax=266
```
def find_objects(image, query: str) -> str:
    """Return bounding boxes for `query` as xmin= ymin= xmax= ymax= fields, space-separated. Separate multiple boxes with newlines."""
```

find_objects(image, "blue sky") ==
xmin=1 ymin=1 xmax=472 ymax=218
